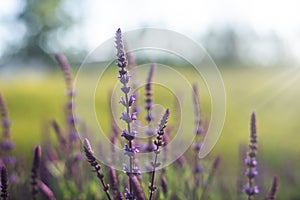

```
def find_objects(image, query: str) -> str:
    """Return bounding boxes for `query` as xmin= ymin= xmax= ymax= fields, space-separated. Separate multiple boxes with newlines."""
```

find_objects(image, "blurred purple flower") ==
xmin=0 ymin=140 xmax=15 ymax=151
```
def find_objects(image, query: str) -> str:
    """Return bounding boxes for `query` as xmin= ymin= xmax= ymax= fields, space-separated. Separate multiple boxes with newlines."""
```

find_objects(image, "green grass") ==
xmin=1 ymin=66 xmax=300 ymax=198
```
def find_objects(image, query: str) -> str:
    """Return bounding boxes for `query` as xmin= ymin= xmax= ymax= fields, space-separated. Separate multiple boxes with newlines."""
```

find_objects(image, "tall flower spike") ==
xmin=237 ymin=144 xmax=247 ymax=199
xmin=108 ymin=166 xmax=124 ymax=200
xmin=38 ymin=180 xmax=56 ymax=200
xmin=83 ymin=138 xmax=112 ymax=200
xmin=55 ymin=54 xmax=73 ymax=91
xmin=149 ymin=109 xmax=170 ymax=200
xmin=30 ymin=145 xmax=41 ymax=199
xmin=115 ymin=28 xmax=128 ymax=77
xmin=1 ymin=166 xmax=9 ymax=200
xmin=160 ymin=175 xmax=168 ymax=197
xmin=145 ymin=64 xmax=156 ymax=123
xmin=129 ymin=174 xmax=146 ymax=200
xmin=51 ymin=120 xmax=67 ymax=149
xmin=55 ymin=54 xmax=78 ymax=143
xmin=115 ymin=28 xmax=137 ymax=199
xmin=200 ymin=156 xmax=221 ymax=200
xmin=243 ymin=112 xmax=259 ymax=200
xmin=192 ymin=84 xmax=203 ymax=135
xmin=192 ymin=83 xmax=205 ymax=198
xmin=145 ymin=64 xmax=156 ymax=154
xmin=265 ymin=175 xmax=278 ymax=200
xmin=0 ymin=93 xmax=11 ymax=139
xmin=0 ymin=93 xmax=15 ymax=159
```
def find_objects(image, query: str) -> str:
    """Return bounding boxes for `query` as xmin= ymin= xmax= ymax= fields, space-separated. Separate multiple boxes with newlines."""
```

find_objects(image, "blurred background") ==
xmin=1 ymin=0 xmax=300 ymax=67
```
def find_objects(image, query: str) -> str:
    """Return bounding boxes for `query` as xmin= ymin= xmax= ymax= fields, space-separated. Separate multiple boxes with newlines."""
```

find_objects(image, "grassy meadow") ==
xmin=1 ymin=65 xmax=300 ymax=199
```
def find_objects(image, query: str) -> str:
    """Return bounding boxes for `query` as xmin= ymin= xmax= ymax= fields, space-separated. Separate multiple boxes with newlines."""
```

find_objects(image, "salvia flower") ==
xmin=145 ymin=64 xmax=156 ymax=123
xmin=237 ymin=144 xmax=248 ymax=199
xmin=0 ymin=166 xmax=8 ymax=200
xmin=149 ymin=109 xmax=170 ymax=200
xmin=129 ymin=174 xmax=146 ymax=200
xmin=124 ymin=188 xmax=134 ymax=200
xmin=243 ymin=185 xmax=259 ymax=196
xmin=120 ymin=112 xmax=132 ymax=124
xmin=83 ymin=138 xmax=112 ymax=200
xmin=0 ymin=93 xmax=11 ymax=139
xmin=38 ymin=180 xmax=56 ymax=200
xmin=121 ymin=130 xmax=135 ymax=141
xmin=124 ymin=145 xmax=139 ymax=155
xmin=115 ymin=28 xmax=138 ymax=199
xmin=161 ymin=175 xmax=168 ymax=197
xmin=192 ymin=84 xmax=204 ymax=135
xmin=243 ymin=112 xmax=259 ymax=200
xmin=2 ymin=156 xmax=16 ymax=165
xmin=265 ymin=175 xmax=279 ymax=200
xmin=55 ymin=54 xmax=73 ymax=91
xmin=0 ymin=140 xmax=14 ymax=151
xmin=55 ymin=54 xmax=79 ymax=144
xmin=0 ymin=93 xmax=15 ymax=168
xmin=108 ymin=166 xmax=125 ymax=200
xmin=192 ymin=83 xmax=205 ymax=196
xmin=30 ymin=145 xmax=41 ymax=199
xmin=116 ymin=28 xmax=128 ymax=76
xmin=51 ymin=120 xmax=67 ymax=149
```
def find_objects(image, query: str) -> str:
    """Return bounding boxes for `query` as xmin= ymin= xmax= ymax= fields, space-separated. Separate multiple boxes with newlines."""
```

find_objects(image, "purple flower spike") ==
xmin=121 ymin=86 xmax=130 ymax=94
xmin=121 ymin=130 xmax=134 ymax=141
xmin=131 ymin=112 xmax=137 ymax=121
xmin=1 ymin=166 xmax=9 ymax=200
xmin=145 ymin=64 xmax=156 ymax=123
xmin=120 ymin=112 xmax=132 ymax=123
xmin=149 ymin=109 xmax=170 ymax=200
xmin=0 ymin=140 xmax=15 ymax=151
xmin=124 ymin=145 xmax=139 ymax=156
xmin=0 ymin=93 xmax=12 ymax=141
xmin=83 ymin=138 xmax=112 ymax=200
xmin=120 ymin=97 xmax=127 ymax=106
xmin=128 ymin=95 xmax=136 ymax=107
xmin=115 ymin=28 xmax=128 ymax=77
xmin=243 ymin=112 xmax=259 ymax=199
xmin=115 ymin=28 xmax=138 ymax=199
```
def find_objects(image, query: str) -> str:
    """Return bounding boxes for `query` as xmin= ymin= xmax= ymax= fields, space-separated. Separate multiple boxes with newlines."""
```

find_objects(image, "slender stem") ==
xmin=116 ymin=28 xmax=137 ymax=199
xmin=200 ymin=156 xmax=221 ymax=200
xmin=83 ymin=139 xmax=112 ymax=200
xmin=123 ymin=80 xmax=134 ymax=198
xmin=98 ymin=175 xmax=112 ymax=200
xmin=149 ymin=147 xmax=159 ymax=200
xmin=148 ymin=109 xmax=169 ymax=200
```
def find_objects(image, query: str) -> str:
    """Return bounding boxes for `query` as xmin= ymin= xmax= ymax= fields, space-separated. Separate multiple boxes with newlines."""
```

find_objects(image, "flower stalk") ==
xmin=116 ymin=28 xmax=139 ymax=199
xmin=192 ymin=83 xmax=204 ymax=198
xmin=243 ymin=112 xmax=259 ymax=199
xmin=30 ymin=145 xmax=41 ymax=200
xmin=83 ymin=138 xmax=112 ymax=200
xmin=55 ymin=54 xmax=78 ymax=143
xmin=0 ymin=93 xmax=15 ymax=165
xmin=265 ymin=175 xmax=278 ymax=200
xmin=200 ymin=156 xmax=221 ymax=200
xmin=145 ymin=64 xmax=156 ymax=153
xmin=149 ymin=109 xmax=170 ymax=200
xmin=0 ymin=166 xmax=9 ymax=200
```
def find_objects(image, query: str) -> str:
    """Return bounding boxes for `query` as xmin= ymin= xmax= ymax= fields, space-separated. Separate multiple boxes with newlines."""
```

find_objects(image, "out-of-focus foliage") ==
xmin=9 ymin=0 xmax=83 ymax=64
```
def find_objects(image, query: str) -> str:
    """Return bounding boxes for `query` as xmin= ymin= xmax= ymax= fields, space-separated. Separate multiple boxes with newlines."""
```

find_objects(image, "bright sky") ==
xmin=1 ymin=0 xmax=300 ymax=62
xmin=80 ymin=0 xmax=300 ymax=45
